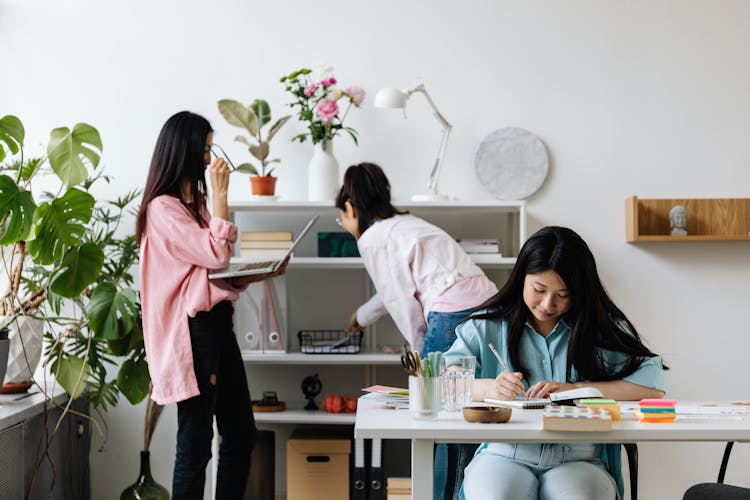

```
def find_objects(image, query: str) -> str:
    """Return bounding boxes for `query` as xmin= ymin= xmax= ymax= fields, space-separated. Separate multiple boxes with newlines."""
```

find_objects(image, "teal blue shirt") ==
xmin=445 ymin=313 xmax=665 ymax=392
xmin=446 ymin=312 xmax=665 ymax=500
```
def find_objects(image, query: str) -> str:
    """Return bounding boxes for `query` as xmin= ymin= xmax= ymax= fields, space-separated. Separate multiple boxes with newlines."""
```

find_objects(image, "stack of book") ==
xmin=456 ymin=238 xmax=501 ymax=255
xmin=386 ymin=477 xmax=411 ymax=499
xmin=636 ymin=398 xmax=677 ymax=423
xmin=542 ymin=405 xmax=613 ymax=431
xmin=240 ymin=231 xmax=292 ymax=259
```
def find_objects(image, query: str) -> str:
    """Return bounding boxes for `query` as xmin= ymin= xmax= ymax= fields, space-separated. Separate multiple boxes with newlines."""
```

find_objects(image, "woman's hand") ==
xmin=525 ymin=381 xmax=576 ymax=399
xmin=345 ymin=311 xmax=364 ymax=332
xmin=208 ymin=158 xmax=230 ymax=220
xmin=491 ymin=371 xmax=525 ymax=400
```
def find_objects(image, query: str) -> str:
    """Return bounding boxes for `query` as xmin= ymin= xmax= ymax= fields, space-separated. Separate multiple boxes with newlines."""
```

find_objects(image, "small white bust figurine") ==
xmin=670 ymin=205 xmax=688 ymax=236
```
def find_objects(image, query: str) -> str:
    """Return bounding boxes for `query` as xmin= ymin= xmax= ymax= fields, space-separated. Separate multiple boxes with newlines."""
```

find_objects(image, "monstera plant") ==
xmin=0 ymin=114 xmax=149 ymax=415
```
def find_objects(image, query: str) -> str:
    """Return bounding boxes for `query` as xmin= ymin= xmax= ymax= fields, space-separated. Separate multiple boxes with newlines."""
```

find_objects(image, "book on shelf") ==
xmin=239 ymin=248 xmax=293 ymax=259
xmin=240 ymin=231 xmax=293 ymax=241
xmin=542 ymin=406 xmax=613 ymax=432
xmin=240 ymin=240 xmax=294 ymax=250
xmin=456 ymin=238 xmax=500 ymax=254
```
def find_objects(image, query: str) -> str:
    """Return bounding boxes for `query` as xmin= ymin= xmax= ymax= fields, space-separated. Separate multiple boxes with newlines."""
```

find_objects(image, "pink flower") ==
xmin=315 ymin=99 xmax=339 ymax=124
xmin=304 ymin=84 xmax=318 ymax=97
xmin=319 ymin=77 xmax=337 ymax=87
xmin=345 ymin=86 xmax=366 ymax=107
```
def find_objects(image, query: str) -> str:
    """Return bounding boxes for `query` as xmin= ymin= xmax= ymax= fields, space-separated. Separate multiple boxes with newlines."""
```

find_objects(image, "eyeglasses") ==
xmin=208 ymin=143 xmax=237 ymax=172
xmin=335 ymin=216 xmax=342 ymax=227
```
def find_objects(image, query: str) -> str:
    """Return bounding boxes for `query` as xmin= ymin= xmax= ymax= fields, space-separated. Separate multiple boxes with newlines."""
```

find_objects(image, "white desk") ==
xmin=354 ymin=397 xmax=750 ymax=500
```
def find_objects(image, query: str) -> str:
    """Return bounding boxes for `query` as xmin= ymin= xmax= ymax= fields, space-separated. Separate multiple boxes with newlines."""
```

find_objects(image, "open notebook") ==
xmin=485 ymin=387 xmax=604 ymax=409
xmin=208 ymin=215 xmax=318 ymax=279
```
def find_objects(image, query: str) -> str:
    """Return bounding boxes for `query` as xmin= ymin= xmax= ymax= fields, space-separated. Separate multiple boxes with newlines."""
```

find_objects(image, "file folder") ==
xmin=369 ymin=438 xmax=385 ymax=500
xmin=352 ymin=437 xmax=367 ymax=500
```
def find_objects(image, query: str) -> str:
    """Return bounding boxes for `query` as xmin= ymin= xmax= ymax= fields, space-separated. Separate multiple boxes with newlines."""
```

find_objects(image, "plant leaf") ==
xmin=250 ymin=99 xmax=271 ymax=129
xmin=117 ymin=357 xmax=150 ymax=404
xmin=267 ymin=115 xmax=291 ymax=143
xmin=49 ymin=242 xmax=104 ymax=297
xmin=217 ymin=99 xmax=259 ymax=136
xmin=0 ymin=174 xmax=37 ymax=244
xmin=47 ymin=123 xmax=102 ymax=186
xmin=27 ymin=187 xmax=95 ymax=264
xmin=87 ymin=282 xmax=139 ymax=340
xmin=0 ymin=115 xmax=25 ymax=162
xmin=249 ymin=142 xmax=269 ymax=162
xmin=56 ymin=356 xmax=90 ymax=398
xmin=234 ymin=135 xmax=252 ymax=147
xmin=235 ymin=163 xmax=259 ymax=175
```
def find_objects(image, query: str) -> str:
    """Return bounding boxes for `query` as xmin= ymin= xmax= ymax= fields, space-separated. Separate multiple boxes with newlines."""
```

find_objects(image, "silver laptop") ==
xmin=208 ymin=215 xmax=319 ymax=279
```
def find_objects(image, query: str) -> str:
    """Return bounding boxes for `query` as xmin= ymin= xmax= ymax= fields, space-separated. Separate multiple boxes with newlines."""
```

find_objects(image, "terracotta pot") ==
xmin=250 ymin=176 xmax=277 ymax=196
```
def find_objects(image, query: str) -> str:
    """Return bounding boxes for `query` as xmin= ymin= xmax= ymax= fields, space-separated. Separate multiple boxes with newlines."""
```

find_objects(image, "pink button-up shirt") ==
xmin=139 ymin=195 xmax=243 ymax=405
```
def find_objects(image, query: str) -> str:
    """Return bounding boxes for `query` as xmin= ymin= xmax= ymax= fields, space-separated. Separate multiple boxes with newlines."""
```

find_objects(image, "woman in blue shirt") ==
xmin=445 ymin=226 xmax=666 ymax=500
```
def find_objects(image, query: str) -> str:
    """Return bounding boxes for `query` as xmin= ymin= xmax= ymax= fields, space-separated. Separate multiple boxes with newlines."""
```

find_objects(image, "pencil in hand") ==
xmin=488 ymin=343 xmax=510 ymax=372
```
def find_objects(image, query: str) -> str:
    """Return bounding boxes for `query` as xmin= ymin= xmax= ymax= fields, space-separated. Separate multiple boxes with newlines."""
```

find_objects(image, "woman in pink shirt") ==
xmin=135 ymin=111 xmax=284 ymax=499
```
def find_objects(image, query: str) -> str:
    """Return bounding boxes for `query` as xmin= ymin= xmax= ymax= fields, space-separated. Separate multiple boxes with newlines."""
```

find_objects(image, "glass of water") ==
xmin=442 ymin=355 xmax=476 ymax=411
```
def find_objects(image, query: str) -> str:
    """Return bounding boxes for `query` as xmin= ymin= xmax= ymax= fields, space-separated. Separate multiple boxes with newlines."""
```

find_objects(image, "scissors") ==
xmin=400 ymin=342 xmax=421 ymax=376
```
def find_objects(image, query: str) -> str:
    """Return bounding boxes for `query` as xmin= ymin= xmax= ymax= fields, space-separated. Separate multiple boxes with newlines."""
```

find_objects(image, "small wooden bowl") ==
xmin=462 ymin=406 xmax=512 ymax=423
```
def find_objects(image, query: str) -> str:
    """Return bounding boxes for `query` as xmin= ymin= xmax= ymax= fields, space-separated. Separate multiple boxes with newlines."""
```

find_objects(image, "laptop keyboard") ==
xmin=241 ymin=261 xmax=274 ymax=270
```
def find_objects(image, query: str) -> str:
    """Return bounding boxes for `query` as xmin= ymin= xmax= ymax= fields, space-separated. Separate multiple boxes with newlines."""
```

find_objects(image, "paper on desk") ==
xmin=676 ymin=404 xmax=750 ymax=415
xmin=362 ymin=385 xmax=409 ymax=395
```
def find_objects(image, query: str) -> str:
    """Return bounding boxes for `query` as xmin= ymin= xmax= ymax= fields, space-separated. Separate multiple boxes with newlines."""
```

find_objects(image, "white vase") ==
xmin=1 ymin=315 xmax=44 ymax=384
xmin=307 ymin=142 xmax=340 ymax=201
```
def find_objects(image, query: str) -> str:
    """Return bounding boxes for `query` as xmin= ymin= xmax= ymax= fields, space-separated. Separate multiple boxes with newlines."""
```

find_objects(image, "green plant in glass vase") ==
xmin=217 ymin=98 xmax=291 ymax=196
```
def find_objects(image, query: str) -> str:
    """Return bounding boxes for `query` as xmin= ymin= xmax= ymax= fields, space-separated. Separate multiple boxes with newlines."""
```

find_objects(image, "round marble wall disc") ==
xmin=474 ymin=127 xmax=549 ymax=200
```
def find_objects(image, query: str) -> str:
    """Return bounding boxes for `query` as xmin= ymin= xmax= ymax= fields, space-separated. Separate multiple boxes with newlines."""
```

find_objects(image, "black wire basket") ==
xmin=298 ymin=329 xmax=362 ymax=354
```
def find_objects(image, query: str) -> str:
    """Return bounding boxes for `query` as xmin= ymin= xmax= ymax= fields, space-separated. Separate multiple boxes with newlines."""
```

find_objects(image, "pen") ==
xmin=487 ymin=343 xmax=510 ymax=372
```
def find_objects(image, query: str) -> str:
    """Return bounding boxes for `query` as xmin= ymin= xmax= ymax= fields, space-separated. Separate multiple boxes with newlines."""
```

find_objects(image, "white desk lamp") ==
xmin=374 ymin=84 xmax=452 ymax=201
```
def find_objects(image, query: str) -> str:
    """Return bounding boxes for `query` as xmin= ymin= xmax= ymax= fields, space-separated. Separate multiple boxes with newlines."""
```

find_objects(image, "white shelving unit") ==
xmin=227 ymin=198 xmax=526 ymax=498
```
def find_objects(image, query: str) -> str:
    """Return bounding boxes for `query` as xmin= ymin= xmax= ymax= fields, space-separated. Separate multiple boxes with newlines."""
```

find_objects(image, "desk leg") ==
xmin=412 ymin=438 xmax=434 ymax=500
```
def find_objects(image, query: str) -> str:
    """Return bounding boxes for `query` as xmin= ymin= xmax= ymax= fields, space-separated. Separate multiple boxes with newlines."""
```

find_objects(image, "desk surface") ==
xmin=354 ymin=397 xmax=750 ymax=443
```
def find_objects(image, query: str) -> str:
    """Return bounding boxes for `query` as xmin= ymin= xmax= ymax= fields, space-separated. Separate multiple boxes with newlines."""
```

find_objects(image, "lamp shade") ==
xmin=374 ymin=87 xmax=408 ymax=109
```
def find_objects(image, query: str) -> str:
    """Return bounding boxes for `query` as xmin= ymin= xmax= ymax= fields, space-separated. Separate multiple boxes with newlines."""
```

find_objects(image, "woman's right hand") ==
xmin=491 ymin=371 xmax=525 ymax=400
xmin=345 ymin=311 xmax=364 ymax=332
xmin=208 ymin=158 xmax=230 ymax=196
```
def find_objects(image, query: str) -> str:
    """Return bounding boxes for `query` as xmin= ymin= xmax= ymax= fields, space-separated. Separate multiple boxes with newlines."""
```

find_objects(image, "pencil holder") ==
xmin=409 ymin=375 xmax=442 ymax=419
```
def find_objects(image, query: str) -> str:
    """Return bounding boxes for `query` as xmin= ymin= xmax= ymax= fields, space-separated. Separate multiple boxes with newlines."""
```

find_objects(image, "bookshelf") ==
xmin=228 ymin=198 xmax=526 ymax=498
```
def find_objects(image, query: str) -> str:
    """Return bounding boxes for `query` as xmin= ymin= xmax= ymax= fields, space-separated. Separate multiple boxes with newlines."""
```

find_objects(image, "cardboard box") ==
xmin=287 ymin=434 xmax=351 ymax=500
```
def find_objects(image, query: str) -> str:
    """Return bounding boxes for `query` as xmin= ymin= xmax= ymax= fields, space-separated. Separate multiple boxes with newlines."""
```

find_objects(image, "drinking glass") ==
xmin=409 ymin=375 xmax=442 ymax=419
xmin=442 ymin=355 xmax=476 ymax=411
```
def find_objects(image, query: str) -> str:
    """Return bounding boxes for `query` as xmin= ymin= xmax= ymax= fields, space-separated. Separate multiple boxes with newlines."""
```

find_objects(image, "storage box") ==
xmin=318 ymin=232 xmax=360 ymax=257
xmin=287 ymin=433 xmax=351 ymax=500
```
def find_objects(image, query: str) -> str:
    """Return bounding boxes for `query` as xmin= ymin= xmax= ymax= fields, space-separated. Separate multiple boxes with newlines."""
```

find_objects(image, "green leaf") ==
xmin=249 ymin=142 xmax=269 ymax=163
xmin=47 ymin=123 xmax=102 ymax=186
xmin=0 ymin=115 xmax=25 ymax=162
xmin=217 ymin=99 xmax=259 ymax=136
xmin=49 ymin=242 xmax=104 ymax=297
xmin=27 ymin=187 xmax=95 ymax=264
xmin=87 ymin=283 xmax=139 ymax=340
xmin=267 ymin=115 xmax=291 ymax=143
xmin=56 ymin=356 xmax=89 ymax=398
xmin=0 ymin=174 xmax=37 ymax=244
xmin=235 ymin=163 xmax=259 ymax=175
xmin=117 ymin=357 xmax=150 ymax=404
xmin=250 ymin=99 xmax=271 ymax=129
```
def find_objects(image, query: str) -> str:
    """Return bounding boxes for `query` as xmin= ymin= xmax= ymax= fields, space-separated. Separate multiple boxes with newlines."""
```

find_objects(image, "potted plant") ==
xmin=217 ymin=98 xmax=291 ymax=196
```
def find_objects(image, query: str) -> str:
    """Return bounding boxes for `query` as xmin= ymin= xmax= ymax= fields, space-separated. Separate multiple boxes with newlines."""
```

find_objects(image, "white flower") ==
xmin=313 ymin=64 xmax=335 ymax=83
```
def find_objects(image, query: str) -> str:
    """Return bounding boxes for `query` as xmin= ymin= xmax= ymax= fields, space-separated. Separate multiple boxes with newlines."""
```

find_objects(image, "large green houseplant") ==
xmin=0 ymin=114 xmax=149 ymax=416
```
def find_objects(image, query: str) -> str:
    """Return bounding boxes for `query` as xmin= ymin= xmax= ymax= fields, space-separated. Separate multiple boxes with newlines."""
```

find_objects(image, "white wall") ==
xmin=3 ymin=0 xmax=750 ymax=498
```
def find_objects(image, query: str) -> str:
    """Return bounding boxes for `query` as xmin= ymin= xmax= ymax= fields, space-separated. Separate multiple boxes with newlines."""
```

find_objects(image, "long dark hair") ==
xmin=135 ymin=111 xmax=212 ymax=245
xmin=335 ymin=162 xmax=406 ymax=235
xmin=473 ymin=226 xmax=663 ymax=382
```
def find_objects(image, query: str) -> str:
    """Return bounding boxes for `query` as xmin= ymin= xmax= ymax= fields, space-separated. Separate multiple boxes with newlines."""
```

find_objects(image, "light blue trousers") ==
xmin=462 ymin=443 xmax=616 ymax=500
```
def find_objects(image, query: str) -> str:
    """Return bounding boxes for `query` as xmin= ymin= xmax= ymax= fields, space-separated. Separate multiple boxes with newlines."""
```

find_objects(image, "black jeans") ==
xmin=173 ymin=300 xmax=256 ymax=500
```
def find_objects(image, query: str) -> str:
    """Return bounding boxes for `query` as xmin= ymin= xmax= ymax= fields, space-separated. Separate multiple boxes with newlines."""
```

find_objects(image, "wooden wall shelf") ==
xmin=625 ymin=196 xmax=750 ymax=242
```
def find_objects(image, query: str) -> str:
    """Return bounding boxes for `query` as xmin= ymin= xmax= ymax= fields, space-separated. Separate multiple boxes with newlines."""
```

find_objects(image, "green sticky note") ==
xmin=579 ymin=399 xmax=617 ymax=405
